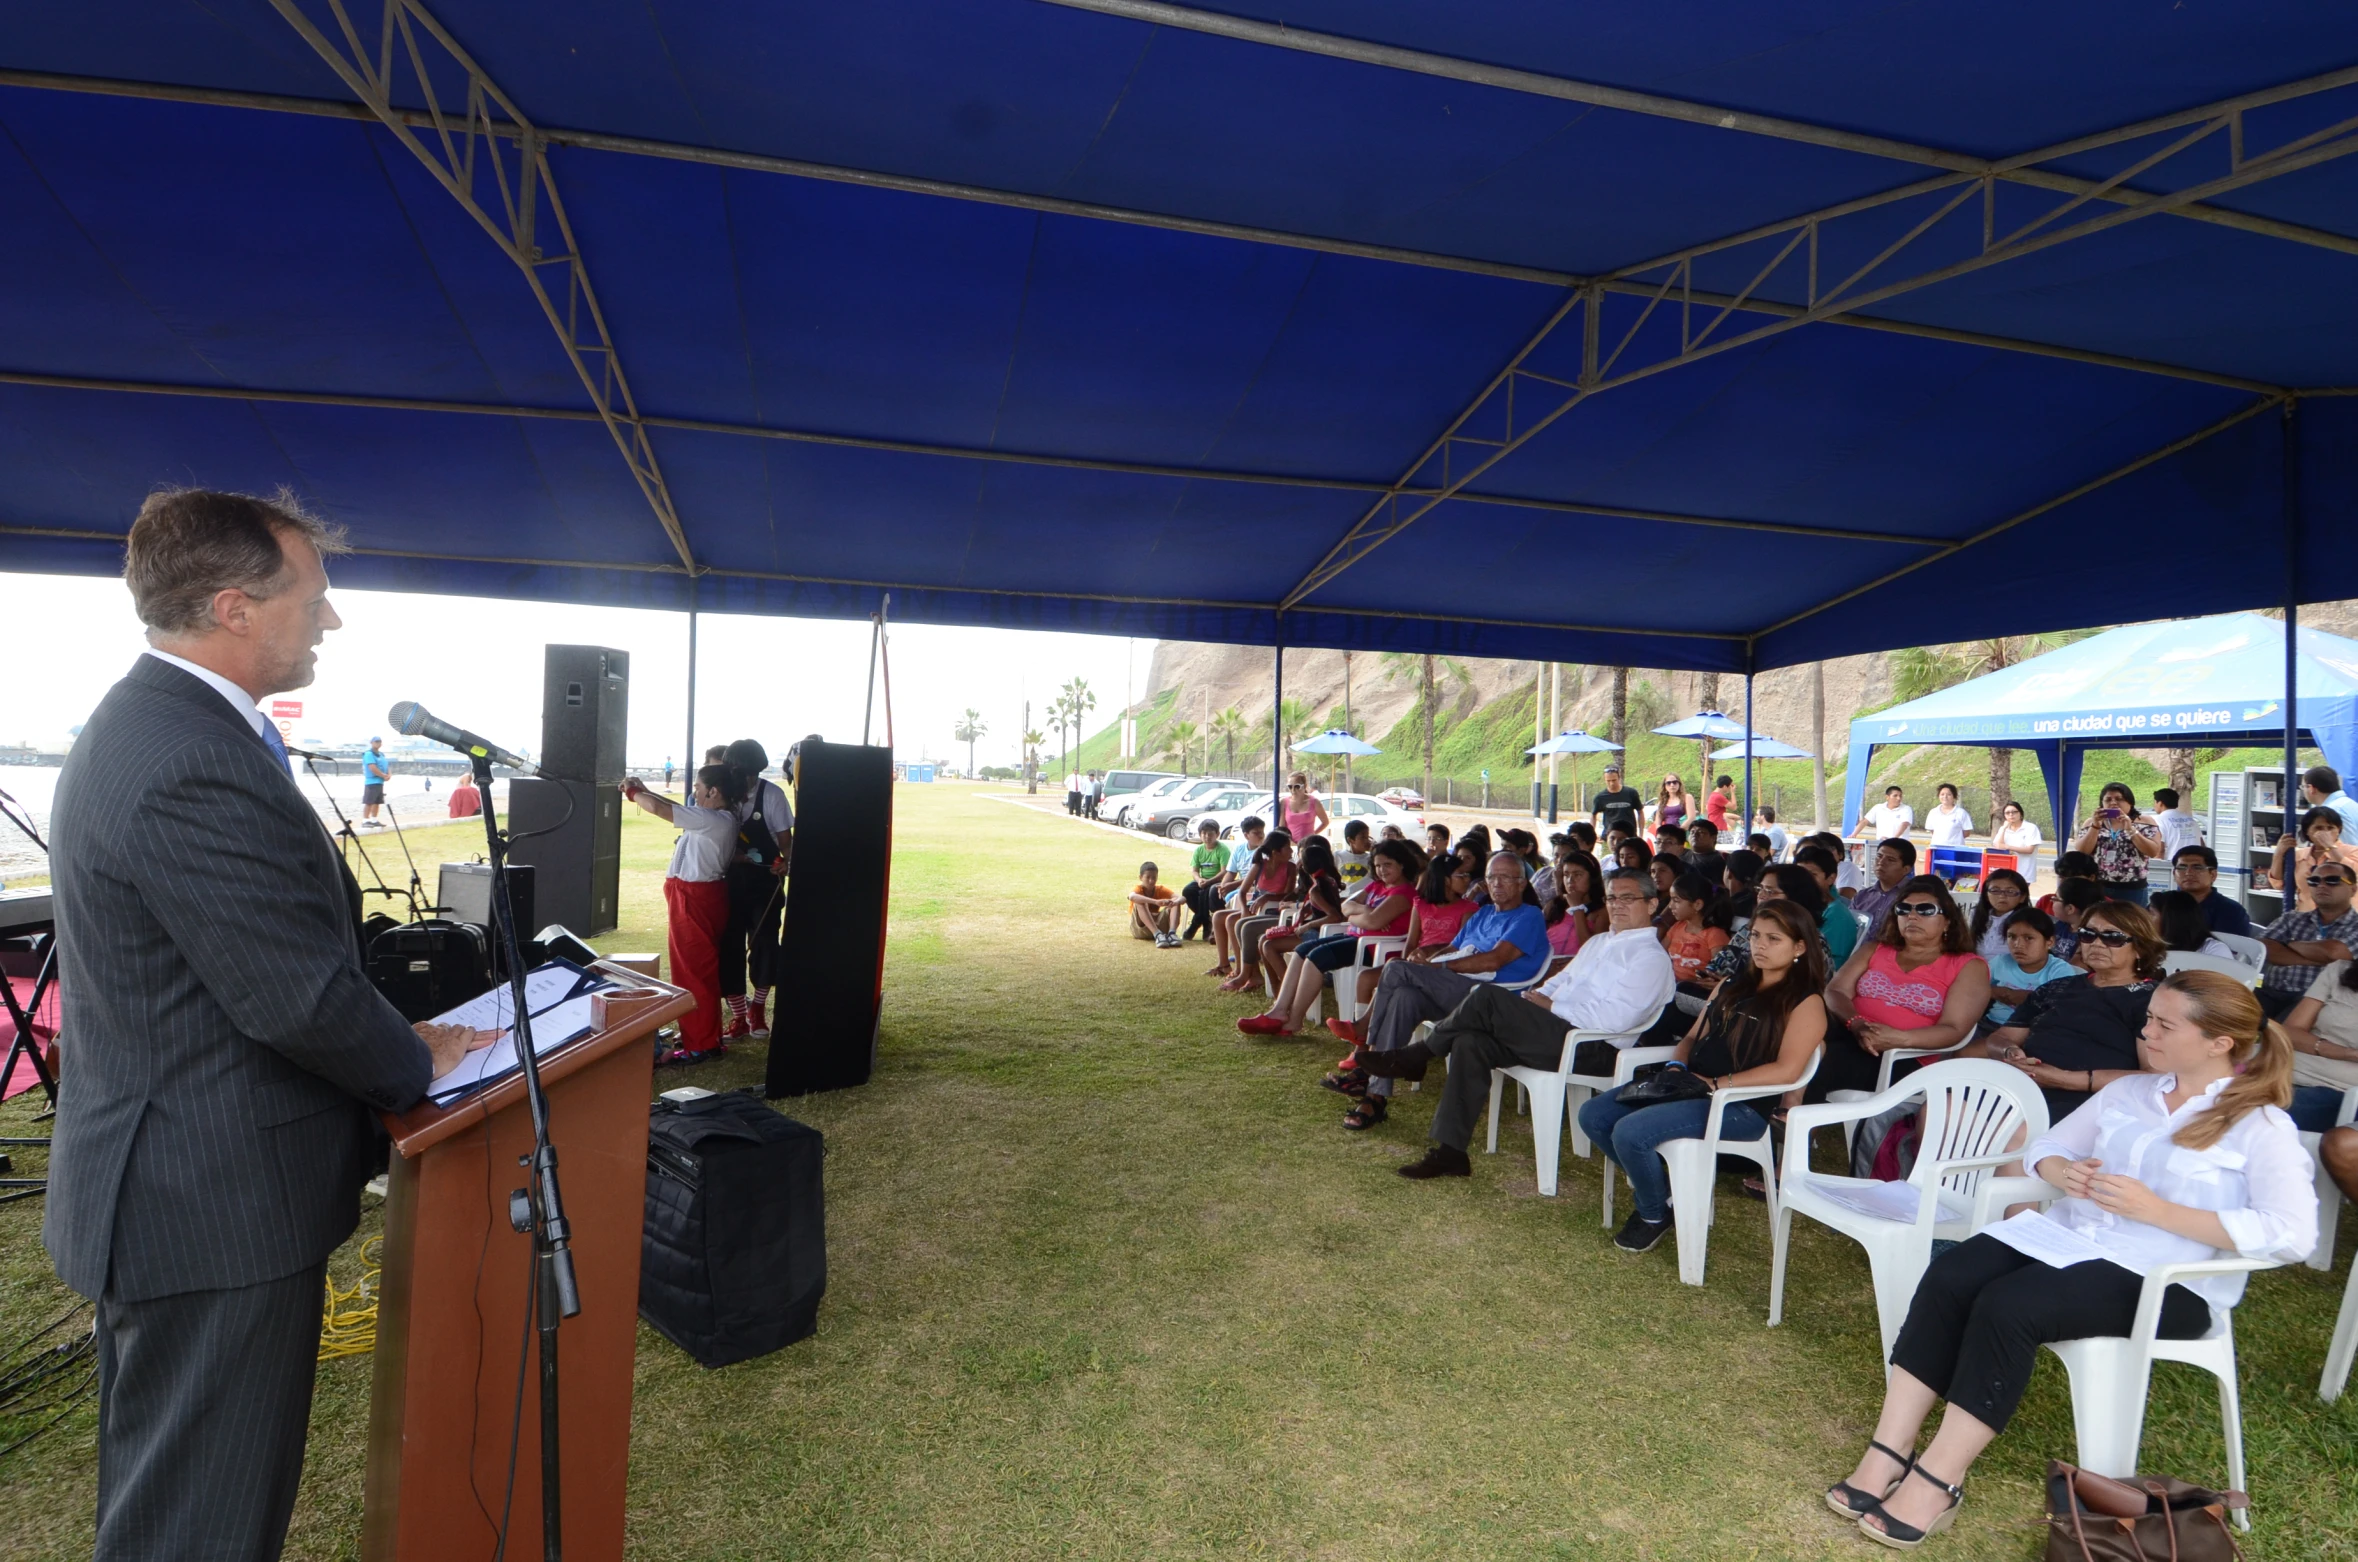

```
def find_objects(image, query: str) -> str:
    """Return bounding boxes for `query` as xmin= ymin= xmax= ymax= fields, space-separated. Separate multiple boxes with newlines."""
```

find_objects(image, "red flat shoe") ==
xmin=1325 ymin=1017 xmax=1364 ymax=1045
xmin=1235 ymin=1014 xmax=1288 ymax=1035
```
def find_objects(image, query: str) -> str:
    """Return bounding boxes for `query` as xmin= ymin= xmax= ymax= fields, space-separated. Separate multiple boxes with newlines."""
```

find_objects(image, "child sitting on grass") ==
xmin=1130 ymin=862 xmax=1182 ymax=946
xmin=1180 ymin=819 xmax=1225 ymax=941
xmin=622 ymin=763 xmax=745 ymax=1066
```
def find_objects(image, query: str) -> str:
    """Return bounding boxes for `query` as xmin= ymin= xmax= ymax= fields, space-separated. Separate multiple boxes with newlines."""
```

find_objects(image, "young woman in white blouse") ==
xmin=1924 ymin=783 xmax=1972 ymax=851
xmin=1988 ymin=799 xmax=2042 ymax=876
xmin=1826 ymin=969 xmax=2315 ymax=1548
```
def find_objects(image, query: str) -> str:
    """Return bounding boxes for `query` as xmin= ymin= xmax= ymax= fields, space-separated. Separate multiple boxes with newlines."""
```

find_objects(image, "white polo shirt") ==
xmin=666 ymin=802 xmax=740 ymax=883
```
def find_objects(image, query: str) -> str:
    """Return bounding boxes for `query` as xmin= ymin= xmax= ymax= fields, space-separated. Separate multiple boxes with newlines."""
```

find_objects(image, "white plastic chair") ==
xmin=2213 ymin=931 xmax=2267 ymax=970
xmin=2321 ymin=1241 xmax=2358 ymax=1402
xmin=2295 ymin=1084 xmax=2357 ymax=1272
xmin=1481 ymin=1009 xmax=1665 ymax=1197
xmin=2164 ymin=950 xmax=2258 ymax=983
xmin=1772 ymin=1061 xmax=2049 ymax=1358
xmin=1399 ymin=963 xmax=1552 ymax=1093
xmin=1330 ymin=935 xmax=1406 ymax=1026
xmin=2045 ymin=1257 xmax=2283 ymax=1528
xmin=1823 ymin=1035 xmax=1975 ymax=1157
xmin=1602 ymin=1047 xmax=1823 ymax=1289
xmin=1564 ymin=1042 xmax=1679 ymax=1159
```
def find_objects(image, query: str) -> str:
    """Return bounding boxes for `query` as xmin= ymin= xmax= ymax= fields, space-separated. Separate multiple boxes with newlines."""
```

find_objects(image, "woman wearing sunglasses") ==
xmin=1816 ymin=876 xmax=1990 ymax=1101
xmin=1961 ymin=900 xmax=2168 ymax=1121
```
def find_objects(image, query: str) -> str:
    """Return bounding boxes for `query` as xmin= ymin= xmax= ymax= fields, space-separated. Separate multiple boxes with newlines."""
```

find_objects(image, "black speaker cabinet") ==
xmin=505 ymin=779 xmax=622 ymax=937
xmin=434 ymin=862 xmax=537 ymax=975
xmin=766 ymin=741 xmax=894 ymax=1097
xmin=540 ymin=644 xmax=629 ymax=785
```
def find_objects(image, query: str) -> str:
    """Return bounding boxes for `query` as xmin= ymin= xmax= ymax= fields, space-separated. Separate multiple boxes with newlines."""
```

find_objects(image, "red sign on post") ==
xmin=270 ymin=699 xmax=302 ymax=739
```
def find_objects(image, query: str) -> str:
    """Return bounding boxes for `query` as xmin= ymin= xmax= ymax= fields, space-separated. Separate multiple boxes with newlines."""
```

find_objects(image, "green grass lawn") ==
xmin=5 ymin=783 xmax=2357 ymax=1558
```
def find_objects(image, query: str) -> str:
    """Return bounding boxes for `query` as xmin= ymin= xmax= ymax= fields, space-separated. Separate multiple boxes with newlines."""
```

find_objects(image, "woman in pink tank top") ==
xmin=1278 ymin=771 xmax=1329 ymax=844
xmin=1818 ymin=873 xmax=1990 ymax=1100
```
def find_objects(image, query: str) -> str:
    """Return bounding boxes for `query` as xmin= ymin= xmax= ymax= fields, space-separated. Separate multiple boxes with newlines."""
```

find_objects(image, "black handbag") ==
xmin=1617 ymin=1061 xmax=1716 ymax=1106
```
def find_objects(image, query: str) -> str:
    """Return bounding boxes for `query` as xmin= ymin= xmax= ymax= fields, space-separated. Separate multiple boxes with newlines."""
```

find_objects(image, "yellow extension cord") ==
xmin=317 ymin=1235 xmax=382 ymax=1362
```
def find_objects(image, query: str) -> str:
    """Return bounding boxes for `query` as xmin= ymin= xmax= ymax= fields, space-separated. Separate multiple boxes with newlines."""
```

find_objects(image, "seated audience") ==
xmin=2257 ymin=856 xmax=2358 ymax=1019
xmin=1614 ymin=836 xmax=1654 ymax=876
xmin=1568 ymin=821 xmax=1599 ymax=857
xmin=1202 ymin=816 xmax=1268 ymax=976
xmin=2074 ymin=782 xmax=2163 ymax=905
xmin=1966 ymin=869 xmax=2030 ymax=962
xmin=1756 ymin=804 xmax=1787 ymax=860
xmin=1851 ymin=837 xmax=1917 ymax=938
xmin=2263 ymin=805 xmax=2358 ymax=910
xmin=1242 ymin=839 xmax=1422 ymax=1037
xmin=2283 ymin=956 xmax=2358 ymax=1134
xmin=1745 ymin=832 xmax=1775 ymax=861
xmin=2034 ymin=850 xmax=2100 ymax=915
xmin=1426 ymin=822 xmax=1453 ymax=857
xmin=1379 ymin=823 xmax=1406 ymax=843
xmin=1661 ymin=872 xmax=1729 ymax=992
xmin=1574 ymin=901 xmax=1828 ymax=1250
xmin=1455 ymin=842 xmax=1493 ymax=907
xmin=1499 ymin=828 xmax=1544 ymax=879
xmin=1353 ymin=867 xmax=1675 ymax=1144
xmin=1543 ymin=848 xmax=1608 ymax=960
xmin=2151 ymin=889 xmax=2234 ymax=959
xmin=2169 ymin=844 xmax=2253 ymax=937
xmin=1793 ymin=845 xmax=1859 ymax=966
xmin=1532 ymin=833 xmax=1574 ymax=903
xmin=1326 ymin=854 xmax=1546 ymax=1119
xmin=1701 ymin=862 xmax=1823 ymax=989
xmin=446 ymin=771 xmax=482 ymax=818
xmin=1647 ymin=854 xmax=1683 ymax=927
xmin=1655 ymin=822 xmax=1690 ymax=861
xmin=1982 ymin=907 xmax=2071 ymax=1028
xmin=1247 ymin=835 xmax=1345 ymax=990
xmin=1832 ymin=972 xmax=2313 ymax=1546
xmin=1211 ymin=827 xmax=1292 ymax=983
xmin=1334 ymin=819 xmax=1374 ymax=890
xmin=1804 ymin=829 xmax=1865 ymax=901
xmin=1816 ymin=875 xmax=1990 ymax=1100
xmin=1180 ymin=818 xmax=1226 ymax=942
xmin=1966 ymin=901 xmax=2164 ymax=1121
xmin=1715 ymin=850 xmax=1763 ymax=922
xmin=1128 ymin=862 xmax=1182 ymax=945
xmin=1685 ymin=820 xmax=1729 ymax=888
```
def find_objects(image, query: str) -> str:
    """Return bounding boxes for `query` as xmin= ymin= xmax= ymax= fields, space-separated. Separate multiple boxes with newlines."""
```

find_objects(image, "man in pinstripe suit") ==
xmin=45 ymin=490 xmax=487 ymax=1561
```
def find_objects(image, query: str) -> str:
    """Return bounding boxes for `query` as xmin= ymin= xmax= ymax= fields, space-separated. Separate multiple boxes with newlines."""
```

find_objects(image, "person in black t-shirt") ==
xmin=1591 ymin=766 xmax=1644 ymax=841
xmin=1961 ymin=900 xmax=2165 ymax=1119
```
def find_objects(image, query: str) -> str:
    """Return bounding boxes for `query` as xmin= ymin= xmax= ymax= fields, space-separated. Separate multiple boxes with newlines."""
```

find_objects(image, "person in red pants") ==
xmin=623 ymin=765 xmax=745 ymax=1064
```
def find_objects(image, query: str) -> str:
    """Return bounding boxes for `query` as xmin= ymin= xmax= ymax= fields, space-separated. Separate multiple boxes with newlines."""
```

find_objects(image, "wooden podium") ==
xmin=362 ymin=967 xmax=693 ymax=1561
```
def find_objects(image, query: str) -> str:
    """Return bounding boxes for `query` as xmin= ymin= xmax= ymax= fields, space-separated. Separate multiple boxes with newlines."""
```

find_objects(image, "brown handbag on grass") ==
xmin=2044 ymin=1461 xmax=2247 ymax=1561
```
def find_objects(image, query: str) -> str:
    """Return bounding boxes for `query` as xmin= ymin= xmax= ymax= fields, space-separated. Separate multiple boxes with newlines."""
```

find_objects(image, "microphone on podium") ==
xmin=386 ymin=701 xmax=540 ymax=776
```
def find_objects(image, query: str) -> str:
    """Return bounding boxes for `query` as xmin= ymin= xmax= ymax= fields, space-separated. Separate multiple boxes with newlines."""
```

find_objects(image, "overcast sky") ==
xmin=1 ymin=569 xmax=1148 ymax=770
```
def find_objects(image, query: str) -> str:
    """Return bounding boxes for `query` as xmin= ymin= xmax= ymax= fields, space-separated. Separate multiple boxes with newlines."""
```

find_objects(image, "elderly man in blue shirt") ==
xmin=1342 ymin=853 xmax=1548 ymax=1119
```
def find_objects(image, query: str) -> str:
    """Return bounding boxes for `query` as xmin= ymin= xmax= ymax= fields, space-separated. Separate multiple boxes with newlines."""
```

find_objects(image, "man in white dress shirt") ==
xmin=1370 ymin=869 xmax=1676 ymax=1179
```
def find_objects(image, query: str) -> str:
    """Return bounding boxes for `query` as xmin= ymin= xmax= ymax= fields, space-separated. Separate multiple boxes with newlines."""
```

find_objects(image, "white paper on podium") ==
xmin=425 ymin=960 xmax=622 ymax=1105
xmin=1982 ymin=1208 xmax=2111 ymax=1269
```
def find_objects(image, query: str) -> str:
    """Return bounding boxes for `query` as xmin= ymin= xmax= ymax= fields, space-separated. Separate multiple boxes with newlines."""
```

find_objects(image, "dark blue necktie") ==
xmin=259 ymin=719 xmax=292 ymax=775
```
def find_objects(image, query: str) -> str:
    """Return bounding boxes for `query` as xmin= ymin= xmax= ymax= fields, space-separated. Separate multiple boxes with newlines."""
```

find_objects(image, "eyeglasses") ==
xmin=1604 ymin=894 xmax=1653 ymax=906
xmin=1891 ymin=902 xmax=1945 ymax=918
xmin=2079 ymin=928 xmax=2135 ymax=947
xmin=2173 ymin=861 xmax=2214 ymax=873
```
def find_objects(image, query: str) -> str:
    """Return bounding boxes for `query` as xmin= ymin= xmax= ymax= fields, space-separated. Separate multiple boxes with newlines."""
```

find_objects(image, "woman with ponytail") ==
xmin=1828 ymin=969 xmax=2317 ymax=1549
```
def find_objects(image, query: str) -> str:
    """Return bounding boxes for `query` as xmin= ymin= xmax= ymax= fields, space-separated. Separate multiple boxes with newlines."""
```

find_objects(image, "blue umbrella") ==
xmin=1526 ymin=730 xmax=1623 ymax=757
xmin=1651 ymin=709 xmax=1751 ymax=740
xmin=1293 ymin=729 xmax=1380 ymax=756
xmin=1709 ymin=736 xmax=1813 ymax=761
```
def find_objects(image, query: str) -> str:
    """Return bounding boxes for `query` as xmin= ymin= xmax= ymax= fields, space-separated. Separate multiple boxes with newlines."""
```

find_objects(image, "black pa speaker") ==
xmin=765 ymin=741 xmax=893 ymax=1097
xmin=505 ymin=645 xmax=627 ymax=936
xmin=540 ymin=644 xmax=629 ymax=785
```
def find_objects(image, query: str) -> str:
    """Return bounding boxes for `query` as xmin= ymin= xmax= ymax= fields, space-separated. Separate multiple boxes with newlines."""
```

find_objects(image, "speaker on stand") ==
xmin=507 ymin=645 xmax=628 ymax=937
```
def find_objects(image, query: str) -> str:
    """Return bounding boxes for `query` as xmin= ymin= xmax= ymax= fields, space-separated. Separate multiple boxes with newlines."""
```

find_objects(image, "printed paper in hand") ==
xmin=1982 ymin=1208 xmax=2110 ymax=1270
xmin=425 ymin=960 xmax=621 ymax=1105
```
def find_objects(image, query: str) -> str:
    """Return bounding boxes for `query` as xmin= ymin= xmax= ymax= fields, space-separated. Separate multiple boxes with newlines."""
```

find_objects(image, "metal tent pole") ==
xmin=1531 ymin=665 xmax=1545 ymax=820
xmin=684 ymin=605 xmax=697 ymax=777
xmin=1546 ymin=663 xmax=1561 ymax=823
xmin=1272 ymin=626 xmax=1284 ymax=807
xmin=2286 ymin=400 xmax=2303 ymax=826
xmin=1742 ymin=665 xmax=1756 ymax=853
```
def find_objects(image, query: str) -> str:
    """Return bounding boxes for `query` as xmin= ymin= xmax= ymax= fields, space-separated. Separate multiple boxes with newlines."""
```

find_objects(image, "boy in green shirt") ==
xmin=1182 ymin=818 xmax=1226 ymax=942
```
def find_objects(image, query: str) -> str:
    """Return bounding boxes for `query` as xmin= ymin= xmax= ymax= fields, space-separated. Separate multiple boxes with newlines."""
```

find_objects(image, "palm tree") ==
xmin=1272 ymin=696 xmax=1313 ymax=777
xmin=1160 ymin=718 xmax=1199 ymax=774
xmin=952 ymin=708 xmax=987 ymax=778
xmin=1047 ymin=694 xmax=1073 ymax=784
xmin=1022 ymin=727 xmax=1045 ymax=792
xmin=1061 ymin=677 xmax=1096 ymax=774
xmin=1210 ymin=705 xmax=1248 ymax=773
xmin=1609 ymin=666 xmax=1629 ymax=747
xmin=1381 ymin=652 xmax=1468 ymax=802
xmin=1891 ymin=632 xmax=2094 ymax=818
xmin=1696 ymin=671 xmax=1722 ymax=784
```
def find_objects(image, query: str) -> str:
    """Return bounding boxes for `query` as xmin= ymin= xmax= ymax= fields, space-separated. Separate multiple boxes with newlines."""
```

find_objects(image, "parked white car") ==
xmin=1134 ymin=784 xmax=1262 ymax=840
xmin=1108 ymin=774 xmax=1190 ymax=826
xmin=1203 ymin=791 xmax=1425 ymax=842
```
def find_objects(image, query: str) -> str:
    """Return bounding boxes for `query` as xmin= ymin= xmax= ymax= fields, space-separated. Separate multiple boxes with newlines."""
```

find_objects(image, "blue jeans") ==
xmin=2292 ymin=1084 xmax=2350 ymax=1133
xmin=1576 ymin=1083 xmax=1769 ymax=1223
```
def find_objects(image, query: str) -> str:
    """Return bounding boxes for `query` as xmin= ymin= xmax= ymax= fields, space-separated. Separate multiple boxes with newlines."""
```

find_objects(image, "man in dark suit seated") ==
xmin=46 ymin=488 xmax=490 ymax=1561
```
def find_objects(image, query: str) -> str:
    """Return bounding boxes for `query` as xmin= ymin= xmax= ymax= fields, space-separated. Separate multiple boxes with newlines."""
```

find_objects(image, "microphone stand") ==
xmin=377 ymin=797 xmax=431 ymax=922
xmin=471 ymin=753 xmax=576 ymax=1561
xmin=302 ymin=756 xmax=418 ymax=920
xmin=0 ymin=785 xmax=58 ymax=1202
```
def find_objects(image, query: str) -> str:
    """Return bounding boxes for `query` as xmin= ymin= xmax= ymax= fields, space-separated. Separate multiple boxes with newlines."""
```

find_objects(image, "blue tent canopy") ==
xmin=1841 ymin=613 xmax=2358 ymax=834
xmin=3 ymin=4 xmax=2357 ymax=671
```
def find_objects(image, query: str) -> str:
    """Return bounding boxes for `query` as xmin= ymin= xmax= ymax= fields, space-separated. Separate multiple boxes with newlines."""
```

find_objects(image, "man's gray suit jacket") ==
xmin=44 ymin=655 xmax=432 ymax=1303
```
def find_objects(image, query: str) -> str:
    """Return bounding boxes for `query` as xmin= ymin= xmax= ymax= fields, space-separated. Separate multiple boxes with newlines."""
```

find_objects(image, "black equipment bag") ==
xmin=641 ymin=1093 xmax=826 ymax=1368
xmin=365 ymin=918 xmax=490 ymax=1021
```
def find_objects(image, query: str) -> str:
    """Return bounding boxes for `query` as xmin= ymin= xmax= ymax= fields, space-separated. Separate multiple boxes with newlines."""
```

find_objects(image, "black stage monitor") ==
xmin=766 ymin=741 xmax=893 ymax=1097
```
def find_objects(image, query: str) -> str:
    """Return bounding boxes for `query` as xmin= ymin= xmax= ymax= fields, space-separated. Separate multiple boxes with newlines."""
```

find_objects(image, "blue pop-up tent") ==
xmin=1841 ymin=613 xmax=2358 ymax=835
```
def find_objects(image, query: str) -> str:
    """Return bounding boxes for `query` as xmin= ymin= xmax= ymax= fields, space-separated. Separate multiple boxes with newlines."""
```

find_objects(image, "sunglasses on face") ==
xmin=2308 ymin=875 xmax=2355 ymax=888
xmin=1892 ymin=902 xmax=1944 ymax=918
xmin=2079 ymin=928 xmax=2135 ymax=947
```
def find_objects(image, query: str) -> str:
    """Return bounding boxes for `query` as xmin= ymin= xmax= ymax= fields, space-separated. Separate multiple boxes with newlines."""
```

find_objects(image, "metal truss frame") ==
xmin=1282 ymin=68 xmax=2358 ymax=608
xmin=262 ymin=0 xmax=697 ymax=573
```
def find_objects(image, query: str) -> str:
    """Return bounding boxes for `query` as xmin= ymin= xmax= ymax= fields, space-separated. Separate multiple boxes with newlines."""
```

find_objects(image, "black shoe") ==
xmin=1613 ymin=1212 xmax=1673 ymax=1253
xmin=1358 ymin=1041 xmax=1433 ymax=1080
xmin=1397 ymin=1143 xmax=1471 ymax=1180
